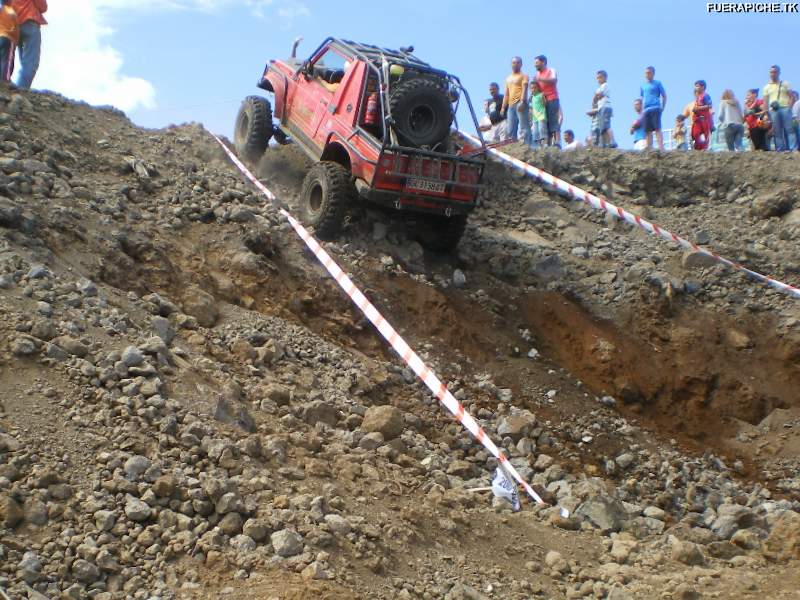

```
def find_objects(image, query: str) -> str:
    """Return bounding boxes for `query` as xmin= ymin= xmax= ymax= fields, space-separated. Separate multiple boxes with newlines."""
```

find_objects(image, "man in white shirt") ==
xmin=563 ymin=129 xmax=582 ymax=151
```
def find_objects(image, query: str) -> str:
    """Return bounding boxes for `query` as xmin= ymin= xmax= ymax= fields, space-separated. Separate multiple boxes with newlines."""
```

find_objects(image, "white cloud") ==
xmin=34 ymin=0 xmax=309 ymax=113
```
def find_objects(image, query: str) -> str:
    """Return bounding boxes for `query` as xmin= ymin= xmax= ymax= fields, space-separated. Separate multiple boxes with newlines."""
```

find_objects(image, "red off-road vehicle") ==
xmin=234 ymin=37 xmax=487 ymax=251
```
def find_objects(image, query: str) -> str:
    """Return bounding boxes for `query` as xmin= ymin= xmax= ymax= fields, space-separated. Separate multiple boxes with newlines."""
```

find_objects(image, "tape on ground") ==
xmin=462 ymin=132 xmax=800 ymax=301
xmin=212 ymin=134 xmax=566 ymax=516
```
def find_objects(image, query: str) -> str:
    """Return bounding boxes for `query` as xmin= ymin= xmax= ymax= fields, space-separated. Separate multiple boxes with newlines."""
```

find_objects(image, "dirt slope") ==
xmin=0 ymin=87 xmax=799 ymax=600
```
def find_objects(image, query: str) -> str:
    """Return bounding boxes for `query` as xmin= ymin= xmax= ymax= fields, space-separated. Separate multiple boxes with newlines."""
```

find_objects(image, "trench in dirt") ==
xmin=94 ymin=220 xmax=800 ymax=480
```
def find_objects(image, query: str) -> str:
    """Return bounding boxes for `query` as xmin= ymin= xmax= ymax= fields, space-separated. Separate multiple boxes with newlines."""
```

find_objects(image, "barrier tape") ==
xmin=211 ymin=134 xmax=566 ymax=515
xmin=462 ymin=133 xmax=800 ymax=300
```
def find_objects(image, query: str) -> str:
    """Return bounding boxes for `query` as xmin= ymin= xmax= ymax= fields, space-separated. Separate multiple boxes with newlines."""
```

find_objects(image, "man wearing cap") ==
xmin=9 ymin=0 xmax=46 ymax=89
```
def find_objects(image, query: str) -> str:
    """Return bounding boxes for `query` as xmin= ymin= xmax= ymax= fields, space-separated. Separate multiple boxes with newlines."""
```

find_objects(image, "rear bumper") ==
xmin=356 ymin=182 xmax=476 ymax=216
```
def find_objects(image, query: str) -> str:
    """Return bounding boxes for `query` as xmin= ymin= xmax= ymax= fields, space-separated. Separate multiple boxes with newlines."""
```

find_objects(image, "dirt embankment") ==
xmin=0 ymin=88 xmax=799 ymax=600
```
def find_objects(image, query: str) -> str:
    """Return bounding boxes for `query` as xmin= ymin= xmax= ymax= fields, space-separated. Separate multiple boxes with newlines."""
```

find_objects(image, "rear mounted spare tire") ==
xmin=234 ymin=96 xmax=273 ymax=162
xmin=299 ymin=161 xmax=353 ymax=240
xmin=389 ymin=77 xmax=453 ymax=148
xmin=415 ymin=214 xmax=468 ymax=252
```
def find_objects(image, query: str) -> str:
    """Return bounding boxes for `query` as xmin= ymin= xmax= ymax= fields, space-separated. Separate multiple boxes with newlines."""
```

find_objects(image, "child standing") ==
xmin=0 ymin=0 xmax=18 ymax=82
xmin=672 ymin=114 xmax=688 ymax=150
xmin=690 ymin=80 xmax=713 ymax=151
xmin=528 ymin=81 xmax=548 ymax=148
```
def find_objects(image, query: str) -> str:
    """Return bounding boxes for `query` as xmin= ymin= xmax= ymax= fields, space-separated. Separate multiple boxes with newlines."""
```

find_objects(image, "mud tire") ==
xmin=415 ymin=214 xmax=468 ymax=252
xmin=234 ymin=96 xmax=273 ymax=162
xmin=389 ymin=77 xmax=453 ymax=148
xmin=299 ymin=161 xmax=353 ymax=239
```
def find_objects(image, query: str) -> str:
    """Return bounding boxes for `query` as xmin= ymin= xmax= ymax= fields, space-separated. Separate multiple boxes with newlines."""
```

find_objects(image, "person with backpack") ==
xmin=9 ymin=0 xmax=46 ymax=89
xmin=763 ymin=65 xmax=794 ymax=151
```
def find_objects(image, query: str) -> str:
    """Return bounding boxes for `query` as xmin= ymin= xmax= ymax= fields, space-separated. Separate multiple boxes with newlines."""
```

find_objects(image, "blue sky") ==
xmin=37 ymin=1 xmax=799 ymax=148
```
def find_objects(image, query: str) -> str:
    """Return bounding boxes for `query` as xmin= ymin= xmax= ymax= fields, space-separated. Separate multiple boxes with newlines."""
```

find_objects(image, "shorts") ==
xmin=545 ymin=98 xmax=561 ymax=134
xmin=633 ymin=139 xmax=647 ymax=150
xmin=597 ymin=106 xmax=613 ymax=132
xmin=643 ymin=109 xmax=662 ymax=133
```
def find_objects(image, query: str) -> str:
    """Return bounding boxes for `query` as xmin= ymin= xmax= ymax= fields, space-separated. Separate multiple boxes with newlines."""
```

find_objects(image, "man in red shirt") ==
xmin=533 ymin=55 xmax=561 ymax=147
xmin=9 ymin=0 xmax=45 ymax=89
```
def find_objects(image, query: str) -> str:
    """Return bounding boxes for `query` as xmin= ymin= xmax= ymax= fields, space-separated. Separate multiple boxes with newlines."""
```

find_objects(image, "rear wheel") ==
xmin=299 ymin=162 xmax=353 ymax=239
xmin=234 ymin=96 xmax=273 ymax=162
xmin=414 ymin=214 xmax=468 ymax=252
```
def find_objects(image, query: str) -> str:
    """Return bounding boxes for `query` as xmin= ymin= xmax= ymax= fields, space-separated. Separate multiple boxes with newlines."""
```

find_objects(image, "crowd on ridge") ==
xmin=479 ymin=56 xmax=800 ymax=153
xmin=0 ymin=0 xmax=47 ymax=90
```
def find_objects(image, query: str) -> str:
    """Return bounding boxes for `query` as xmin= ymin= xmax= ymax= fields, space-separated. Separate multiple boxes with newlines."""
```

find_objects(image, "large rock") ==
xmin=72 ymin=559 xmax=101 ymax=583
xmin=575 ymin=497 xmax=628 ymax=532
xmin=671 ymin=538 xmax=705 ymax=566
xmin=1 ymin=494 xmax=23 ymax=528
xmin=124 ymin=495 xmax=152 ymax=522
xmin=271 ymin=528 xmax=303 ymax=557
xmin=182 ymin=287 xmax=218 ymax=328
xmin=303 ymin=401 xmax=340 ymax=427
xmin=496 ymin=412 xmax=536 ymax=441
xmin=361 ymin=405 xmax=404 ymax=440
xmin=751 ymin=190 xmax=795 ymax=219
xmin=763 ymin=511 xmax=800 ymax=562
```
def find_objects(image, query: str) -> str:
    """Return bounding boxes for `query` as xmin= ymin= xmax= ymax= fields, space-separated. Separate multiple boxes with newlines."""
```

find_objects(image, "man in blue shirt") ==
xmin=639 ymin=66 xmax=667 ymax=150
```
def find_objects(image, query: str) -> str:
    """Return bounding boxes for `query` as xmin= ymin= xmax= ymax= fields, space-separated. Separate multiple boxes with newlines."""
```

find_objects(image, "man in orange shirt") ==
xmin=9 ymin=0 xmax=45 ymax=89
xmin=0 ymin=0 xmax=19 ymax=82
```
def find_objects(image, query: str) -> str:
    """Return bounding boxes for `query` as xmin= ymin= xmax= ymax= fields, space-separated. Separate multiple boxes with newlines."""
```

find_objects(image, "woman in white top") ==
xmin=718 ymin=89 xmax=745 ymax=151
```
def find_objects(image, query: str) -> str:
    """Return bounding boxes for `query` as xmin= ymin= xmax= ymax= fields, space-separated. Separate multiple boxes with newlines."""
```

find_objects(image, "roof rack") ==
xmin=328 ymin=38 xmax=448 ymax=77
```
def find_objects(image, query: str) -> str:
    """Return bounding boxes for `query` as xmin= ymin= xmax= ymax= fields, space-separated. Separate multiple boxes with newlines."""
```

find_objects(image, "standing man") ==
xmin=479 ymin=82 xmax=507 ymax=142
xmin=763 ymin=65 xmax=793 ymax=151
xmin=593 ymin=70 xmax=615 ymax=147
xmin=501 ymin=57 xmax=530 ymax=144
xmin=533 ymin=55 xmax=561 ymax=147
xmin=639 ymin=66 xmax=667 ymax=150
xmin=9 ymin=0 xmax=45 ymax=90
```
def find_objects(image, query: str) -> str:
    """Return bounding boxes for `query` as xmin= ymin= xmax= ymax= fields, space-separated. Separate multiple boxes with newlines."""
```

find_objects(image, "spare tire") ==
xmin=389 ymin=77 xmax=453 ymax=148
xmin=234 ymin=96 xmax=273 ymax=162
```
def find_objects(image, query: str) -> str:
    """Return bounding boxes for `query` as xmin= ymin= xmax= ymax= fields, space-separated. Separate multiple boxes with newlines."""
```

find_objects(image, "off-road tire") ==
xmin=300 ymin=161 xmax=353 ymax=240
xmin=234 ymin=96 xmax=273 ymax=162
xmin=389 ymin=77 xmax=453 ymax=148
xmin=415 ymin=214 xmax=468 ymax=252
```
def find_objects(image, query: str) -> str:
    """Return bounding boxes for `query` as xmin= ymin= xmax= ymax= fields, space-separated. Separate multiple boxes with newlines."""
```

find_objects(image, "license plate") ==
xmin=406 ymin=178 xmax=446 ymax=193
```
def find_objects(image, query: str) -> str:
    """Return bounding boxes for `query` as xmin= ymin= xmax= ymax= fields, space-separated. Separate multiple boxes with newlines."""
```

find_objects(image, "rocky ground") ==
xmin=1 ymin=86 xmax=799 ymax=600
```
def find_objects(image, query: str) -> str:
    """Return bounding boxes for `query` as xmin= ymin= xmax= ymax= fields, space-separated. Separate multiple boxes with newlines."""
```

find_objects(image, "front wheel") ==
xmin=415 ymin=214 xmax=469 ymax=252
xmin=299 ymin=162 xmax=353 ymax=239
xmin=234 ymin=96 xmax=273 ymax=162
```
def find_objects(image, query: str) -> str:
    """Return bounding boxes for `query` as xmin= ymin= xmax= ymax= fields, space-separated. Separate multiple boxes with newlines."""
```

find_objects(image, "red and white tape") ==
xmin=212 ymin=135 xmax=564 ymax=515
xmin=463 ymin=133 xmax=800 ymax=300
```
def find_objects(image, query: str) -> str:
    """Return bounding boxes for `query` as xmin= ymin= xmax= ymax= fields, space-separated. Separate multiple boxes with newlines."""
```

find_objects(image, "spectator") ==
xmin=533 ymin=55 xmax=561 ymax=147
xmin=501 ymin=56 xmax=531 ymax=144
xmin=9 ymin=0 xmax=45 ymax=89
xmin=690 ymin=80 xmax=713 ymax=151
xmin=672 ymin=114 xmax=688 ymax=150
xmin=791 ymin=90 xmax=799 ymax=151
xmin=743 ymin=88 xmax=769 ymax=151
xmin=563 ymin=129 xmax=582 ymax=151
xmin=630 ymin=98 xmax=647 ymax=150
xmin=478 ymin=82 xmax=507 ymax=142
xmin=528 ymin=81 xmax=547 ymax=148
xmin=639 ymin=66 xmax=667 ymax=150
xmin=763 ymin=65 xmax=793 ymax=151
xmin=0 ymin=0 xmax=18 ymax=83
xmin=718 ymin=89 xmax=745 ymax=151
xmin=592 ymin=70 xmax=614 ymax=147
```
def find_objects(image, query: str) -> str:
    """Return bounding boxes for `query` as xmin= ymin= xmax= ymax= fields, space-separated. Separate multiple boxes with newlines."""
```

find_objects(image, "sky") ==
xmin=34 ymin=0 xmax=800 ymax=149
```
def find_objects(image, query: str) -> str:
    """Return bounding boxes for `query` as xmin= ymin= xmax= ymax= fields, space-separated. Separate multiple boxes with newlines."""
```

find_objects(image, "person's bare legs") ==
xmin=655 ymin=129 xmax=664 ymax=150
xmin=645 ymin=132 xmax=653 ymax=149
